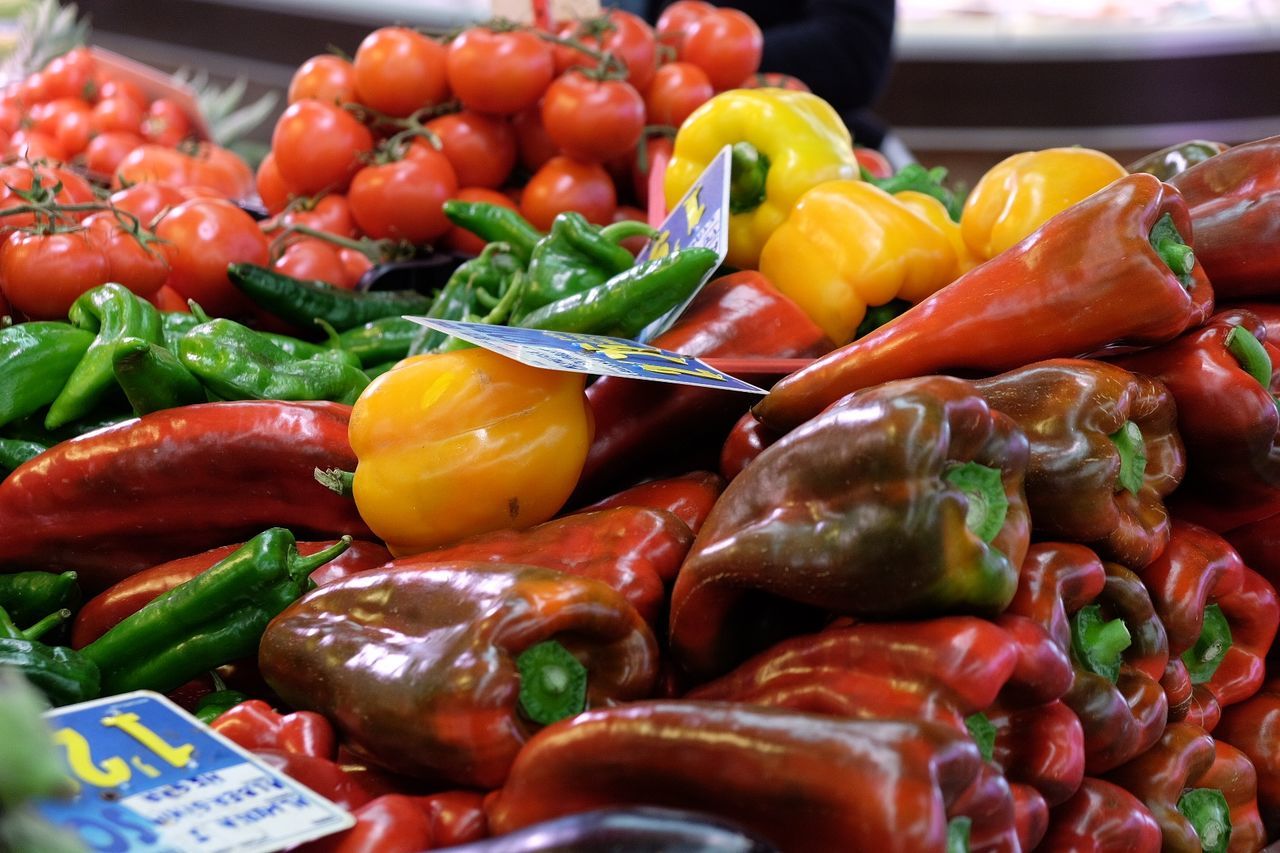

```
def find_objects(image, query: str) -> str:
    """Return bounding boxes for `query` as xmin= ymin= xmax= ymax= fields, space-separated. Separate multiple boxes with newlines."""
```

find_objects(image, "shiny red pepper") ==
xmin=1041 ymin=777 xmax=1162 ymax=852
xmin=576 ymin=471 xmax=725 ymax=534
xmin=211 ymin=699 xmax=336 ymax=760
xmin=251 ymin=749 xmax=373 ymax=813
xmin=1217 ymin=679 xmax=1280 ymax=838
xmin=718 ymin=411 xmax=780 ymax=481
xmin=987 ymin=699 xmax=1085 ymax=809
xmin=292 ymin=791 xmax=488 ymax=853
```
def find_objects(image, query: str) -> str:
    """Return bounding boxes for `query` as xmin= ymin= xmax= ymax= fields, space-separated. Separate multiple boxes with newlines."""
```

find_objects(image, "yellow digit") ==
xmin=649 ymin=230 xmax=672 ymax=260
xmin=102 ymin=713 xmax=195 ymax=768
xmin=682 ymin=187 xmax=706 ymax=230
xmin=641 ymin=364 xmax=725 ymax=381
xmin=131 ymin=756 xmax=161 ymax=778
xmin=54 ymin=728 xmax=131 ymax=788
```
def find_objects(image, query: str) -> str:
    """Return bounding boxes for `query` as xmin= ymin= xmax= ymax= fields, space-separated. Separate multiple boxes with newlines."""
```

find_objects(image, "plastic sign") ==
xmin=406 ymin=319 xmax=767 ymax=395
xmin=89 ymin=48 xmax=211 ymax=141
xmin=34 ymin=692 xmax=354 ymax=853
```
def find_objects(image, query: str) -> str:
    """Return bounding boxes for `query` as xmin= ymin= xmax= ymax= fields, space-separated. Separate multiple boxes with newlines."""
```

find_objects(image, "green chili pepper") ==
xmin=82 ymin=528 xmax=352 ymax=695
xmin=0 ymin=438 xmax=47 ymax=477
xmin=112 ymin=337 xmax=207 ymax=416
xmin=45 ymin=284 xmax=164 ymax=430
xmin=228 ymin=263 xmax=435 ymax=332
xmin=442 ymin=199 xmax=543 ymax=265
xmin=160 ymin=310 xmax=202 ymax=352
xmin=337 ymin=316 xmax=420 ymax=366
xmin=517 ymin=640 xmax=587 ymax=726
xmin=0 ymin=321 xmax=95 ymax=428
xmin=411 ymin=243 xmax=522 ymax=355
xmin=517 ymin=247 xmax=719 ymax=339
xmin=195 ymin=688 xmax=250 ymax=724
xmin=178 ymin=318 xmax=370 ymax=405
xmin=0 ymin=571 xmax=80 ymax=631
xmin=0 ymin=607 xmax=100 ymax=707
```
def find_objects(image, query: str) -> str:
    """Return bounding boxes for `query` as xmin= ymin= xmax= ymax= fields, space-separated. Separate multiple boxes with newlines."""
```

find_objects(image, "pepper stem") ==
xmin=290 ymin=535 xmax=353 ymax=580
xmin=1226 ymin=325 xmax=1273 ymax=389
xmin=1109 ymin=421 xmax=1148 ymax=496
xmin=21 ymin=608 xmax=71 ymax=642
xmin=1070 ymin=604 xmax=1131 ymax=683
xmin=964 ymin=713 xmax=996 ymax=763
xmin=314 ymin=467 xmax=356 ymax=497
xmin=599 ymin=219 xmax=658 ymax=244
xmin=1182 ymin=604 xmax=1233 ymax=685
xmin=946 ymin=816 xmax=972 ymax=853
xmin=1149 ymin=212 xmax=1196 ymax=287
xmin=1177 ymin=788 xmax=1232 ymax=853
xmin=516 ymin=640 xmax=587 ymax=726
xmin=729 ymin=141 xmax=771 ymax=215
xmin=943 ymin=462 xmax=1009 ymax=543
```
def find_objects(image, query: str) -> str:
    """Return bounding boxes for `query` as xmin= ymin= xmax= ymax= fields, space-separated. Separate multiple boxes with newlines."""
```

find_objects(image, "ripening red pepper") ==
xmin=718 ymin=410 xmax=780 ymax=481
xmin=292 ymin=794 xmax=431 ymax=853
xmin=485 ymin=700 xmax=983 ymax=853
xmin=1041 ymin=777 xmax=1162 ymax=853
xmin=251 ymin=749 xmax=373 ymax=813
xmin=210 ymin=699 xmax=336 ymax=760
xmin=1217 ymin=679 xmax=1280 ymax=838
xmin=755 ymin=173 xmax=1215 ymax=432
xmin=987 ymin=699 xmax=1085 ymax=809
xmin=0 ymin=401 xmax=373 ymax=592
xmin=576 ymin=471 xmax=724 ymax=534
xmin=946 ymin=760 xmax=1023 ymax=853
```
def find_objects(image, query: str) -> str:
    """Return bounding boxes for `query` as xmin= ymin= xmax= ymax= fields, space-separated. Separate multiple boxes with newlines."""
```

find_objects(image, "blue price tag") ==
xmin=34 ymin=692 xmax=354 ymax=853
xmin=407 ymin=319 xmax=766 ymax=395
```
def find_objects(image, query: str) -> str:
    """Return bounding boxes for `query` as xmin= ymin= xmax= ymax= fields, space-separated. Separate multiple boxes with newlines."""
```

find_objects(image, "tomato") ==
xmin=16 ymin=71 xmax=50 ymax=107
xmin=541 ymin=72 xmax=644 ymax=163
xmin=7 ymin=129 xmax=65 ymax=162
xmin=255 ymin=152 xmax=293 ymax=215
xmin=644 ymin=62 xmax=713 ymax=128
xmin=270 ymin=193 xmax=357 ymax=239
xmin=512 ymin=107 xmax=558 ymax=173
xmin=83 ymin=211 xmax=169 ymax=296
xmin=83 ymin=130 xmax=144 ymax=177
xmin=95 ymin=77 xmax=148 ymax=111
xmin=288 ymin=54 xmax=357 ymax=105
xmin=271 ymin=99 xmax=374 ymax=196
xmin=0 ymin=285 xmax=9 ymax=318
xmin=0 ymin=229 xmax=110 ymax=319
xmin=443 ymin=27 xmax=553 ymax=118
xmin=353 ymin=27 xmax=449 ymax=117
xmin=155 ymin=198 xmax=270 ymax=317
xmin=347 ymin=149 xmax=457 ymax=242
xmin=554 ymin=10 xmax=657 ymax=93
xmin=854 ymin=147 xmax=894 ymax=181
xmin=338 ymin=247 xmax=373 ymax=287
xmin=423 ymin=111 xmax=516 ymax=190
xmin=149 ymin=285 xmax=189 ymax=313
xmin=42 ymin=48 xmax=96 ymax=101
xmin=29 ymin=97 xmax=89 ymax=136
xmin=520 ymin=155 xmax=616 ymax=230
xmin=740 ymin=72 xmax=810 ymax=92
xmin=109 ymin=183 xmax=187 ymax=229
xmin=113 ymin=144 xmax=191 ymax=189
xmin=272 ymin=237 xmax=350 ymax=286
xmin=52 ymin=104 xmax=93 ymax=156
xmin=91 ymin=94 xmax=144 ymax=134
xmin=444 ymin=186 xmax=517 ymax=257
xmin=681 ymin=9 xmax=764 ymax=90
xmin=0 ymin=100 xmax=22 ymax=135
xmin=142 ymin=98 xmax=192 ymax=146
xmin=187 ymin=142 xmax=255 ymax=200
xmin=0 ymin=163 xmax=94 ymax=228
xmin=655 ymin=1 xmax=714 ymax=52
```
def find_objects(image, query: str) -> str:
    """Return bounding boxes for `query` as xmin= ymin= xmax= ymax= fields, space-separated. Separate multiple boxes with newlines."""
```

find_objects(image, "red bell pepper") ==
xmin=987 ymin=699 xmax=1085 ymax=808
xmin=573 ymin=270 xmax=831 ymax=501
xmin=69 ymin=539 xmax=391 ymax=648
xmin=292 ymin=791 xmax=488 ymax=853
xmin=251 ymin=749 xmax=373 ymax=813
xmin=993 ymin=613 xmax=1075 ymax=709
xmin=416 ymin=791 xmax=488 ymax=848
xmin=210 ymin=699 xmax=336 ymax=760
xmin=260 ymin=562 xmax=658 ymax=788
xmin=1113 ymin=309 xmax=1280 ymax=532
xmin=755 ymin=172 xmax=1215 ymax=432
xmin=1165 ymin=657 xmax=1195 ymax=723
xmin=718 ymin=411 xmax=780 ymax=482
xmin=1198 ymin=739 xmax=1268 ymax=853
xmin=485 ymin=700 xmax=982 ymax=853
xmin=946 ymin=760 xmax=1021 ymax=853
xmin=1223 ymin=513 xmax=1280 ymax=592
xmin=1167 ymin=134 xmax=1280 ymax=299
xmin=1041 ymin=777 xmax=1162 ymax=853
xmin=1217 ymin=679 xmax=1280 ymax=838
xmin=575 ymin=471 xmax=724 ymax=534
xmin=381 ymin=507 xmax=692 ymax=627
xmin=0 ymin=401 xmax=373 ymax=592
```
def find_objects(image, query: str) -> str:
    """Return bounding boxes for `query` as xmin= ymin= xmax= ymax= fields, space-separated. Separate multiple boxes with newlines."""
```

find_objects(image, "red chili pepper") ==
xmin=0 ymin=401 xmax=373 ymax=592
xmin=251 ymin=749 xmax=372 ymax=813
xmin=1217 ymin=679 xmax=1280 ymax=838
xmin=292 ymin=794 xmax=431 ymax=853
xmin=1041 ymin=777 xmax=1162 ymax=852
xmin=718 ymin=411 xmax=781 ymax=481
xmin=755 ymin=173 xmax=1215 ymax=432
xmin=575 ymin=471 xmax=724 ymax=534
xmin=211 ymin=699 xmax=336 ymax=760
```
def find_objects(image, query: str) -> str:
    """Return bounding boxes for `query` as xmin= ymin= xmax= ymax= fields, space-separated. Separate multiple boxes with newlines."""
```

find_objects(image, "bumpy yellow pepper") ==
xmin=961 ymin=147 xmax=1128 ymax=261
xmin=348 ymin=348 xmax=593 ymax=556
xmin=664 ymin=88 xmax=858 ymax=271
xmin=759 ymin=180 xmax=957 ymax=345
xmin=895 ymin=190 xmax=982 ymax=281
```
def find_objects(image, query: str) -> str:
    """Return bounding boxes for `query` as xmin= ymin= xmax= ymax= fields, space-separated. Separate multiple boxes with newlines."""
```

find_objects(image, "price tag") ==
xmin=406 ymin=319 xmax=766 ymax=394
xmin=34 ymin=692 xmax=354 ymax=853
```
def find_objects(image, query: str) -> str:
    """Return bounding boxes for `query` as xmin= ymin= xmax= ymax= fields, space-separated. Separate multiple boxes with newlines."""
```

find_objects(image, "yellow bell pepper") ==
xmin=758 ymin=180 xmax=957 ymax=345
xmin=348 ymin=348 xmax=593 ymax=556
xmin=895 ymin=190 xmax=982 ymax=283
xmin=961 ymin=147 xmax=1128 ymax=261
xmin=664 ymin=88 xmax=858 ymax=271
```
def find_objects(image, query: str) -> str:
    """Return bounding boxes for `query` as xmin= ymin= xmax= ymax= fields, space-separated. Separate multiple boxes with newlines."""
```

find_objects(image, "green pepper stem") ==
xmin=1070 ymin=604 xmax=1132 ymax=683
xmin=1182 ymin=603 xmax=1233 ymax=685
xmin=314 ymin=467 xmax=355 ymax=497
xmin=729 ymin=141 xmax=771 ymax=215
xmin=964 ymin=713 xmax=996 ymax=763
xmin=1177 ymin=788 xmax=1232 ymax=853
xmin=1109 ymin=421 xmax=1148 ymax=496
xmin=292 ymin=536 xmax=352 ymax=578
xmin=516 ymin=640 xmax=587 ymax=726
xmin=1149 ymin=212 xmax=1196 ymax=286
xmin=600 ymin=220 xmax=658 ymax=244
xmin=22 ymin=608 xmax=71 ymax=642
xmin=1226 ymin=325 xmax=1273 ymax=389
xmin=943 ymin=462 xmax=1009 ymax=543
xmin=946 ymin=816 xmax=972 ymax=853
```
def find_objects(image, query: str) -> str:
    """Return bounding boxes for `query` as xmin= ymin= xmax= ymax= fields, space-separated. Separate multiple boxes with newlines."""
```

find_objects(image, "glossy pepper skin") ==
xmin=111 ymin=337 xmax=206 ymax=415
xmin=252 ymin=749 xmax=374 ymax=813
xmin=1168 ymin=134 xmax=1280 ymax=298
xmin=972 ymin=359 xmax=1185 ymax=568
xmin=987 ymin=699 xmax=1086 ymax=808
xmin=485 ymin=700 xmax=981 ymax=853
xmin=349 ymin=348 xmax=593 ymax=556
xmin=0 ymin=321 xmax=93 ymax=428
xmin=0 ymin=571 xmax=79 ymax=631
xmin=960 ymin=147 xmax=1128 ymax=261
xmin=756 ymin=173 xmax=1215 ymax=432
xmin=293 ymin=792 xmax=490 ymax=853
xmin=573 ymin=271 xmax=830 ymax=504
xmin=757 ymin=179 xmax=958 ymax=345
xmin=1128 ymin=139 xmax=1230 ymax=182
xmin=1114 ymin=309 xmax=1280 ymax=533
xmin=663 ymin=89 xmax=858 ymax=270
xmin=1006 ymin=543 xmax=1170 ymax=773
xmin=0 ymin=606 xmax=99 ymax=707
xmin=1042 ymin=777 xmax=1162 ymax=853
xmin=259 ymin=562 xmax=658 ymax=787
xmin=210 ymin=699 xmax=336 ymax=759
xmin=410 ymin=243 xmax=523 ymax=355
xmin=0 ymin=400 xmax=372 ymax=591
xmin=1217 ymin=679 xmax=1280 ymax=837
xmin=69 ymin=539 xmax=391 ymax=648
xmin=577 ymin=471 xmax=724 ymax=535
xmin=670 ymin=375 xmax=1030 ymax=680
xmin=227 ymin=263 xmax=434 ymax=331
xmin=1138 ymin=521 xmax=1278 ymax=732
xmin=443 ymin=198 xmax=542 ymax=265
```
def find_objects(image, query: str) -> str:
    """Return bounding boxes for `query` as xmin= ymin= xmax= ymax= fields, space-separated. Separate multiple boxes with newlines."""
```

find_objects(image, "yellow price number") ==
xmin=55 ymin=712 xmax=196 ymax=790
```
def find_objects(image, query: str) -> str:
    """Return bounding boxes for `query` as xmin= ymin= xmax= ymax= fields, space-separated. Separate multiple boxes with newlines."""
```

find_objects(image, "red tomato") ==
xmin=95 ymin=77 xmax=148 ymax=111
xmin=83 ymin=131 xmax=145 ymax=178
xmin=854 ymin=147 xmax=894 ymax=180
xmin=142 ymin=98 xmax=192 ymax=146
xmin=0 ymin=285 xmax=9 ymax=318
xmin=288 ymin=55 xmax=357 ymax=105
xmin=255 ymin=152 xmax=293 ymax=215
xmin=337 ymin=247 xmax=373 ymax=287
xmin=655 ymin=1 xmax=714 ymax=53
xmin=353 ymin=27 xmax=449 ymax=118
xmin=187 ymin=143 xmax=255 ymax=200
xmin=347 ymin=150 xmax=457 ymax=242
xmin=512 ymin=107 xmax=558 ymax=173
xmin=155 ymin=198 xmax=270 ymax=317
xmin=445 ymin=28 xmax=553 ymax=117
xmin=444 ymin=186 xmax=518 ymax=257
xmin=149 ymin=284 xmax=189 ymax=313
xmin=740 ymin=72 xmax=810 ymax=92
xmin=29 ymin=97 xmax=89 ymax=136
xmin=0 ymin=229 xmax=110 ymax=319
xmin=272 ymin=238 xmax=350 ymax=286
xmin=271 ymin=99 xmax=374 ymax=196
xmin=113 ymin=144 xmax=191 ymax=190
xmin=42 ymin=48 xmax=96 ymax=101
xmin=520 ymin=155 xmax=616 ymax=230
xmin=0 ymin=100 xmax=22 ymax=135
xmin=109 ymin=183 xmax=188 ymax=229
xmin=554 ymin=10 xmax=657 ymax=93
xmin=682 ymin=9 xmax=764 ymax=90
xmin=270 ymin=193 xmax=356 ymax=239
xmin=53 ymin=105 xmax=93 ymax=156
xmin=541 ymin=72 xmax=644 ymax=163
xmin=423 ymin=111 xmax=516 ymax=190
xmin=91 ymin=94 xmax=144 ymax=134
xmin=83 ymin=211 xmax=169 ymax=297
xmin=644 ymin=62 xmax=714 ymax=128
xmin=7 ymin=129 xmax=65 ymax=162
xmin=0 ymin=163 xmax=94 ymax=229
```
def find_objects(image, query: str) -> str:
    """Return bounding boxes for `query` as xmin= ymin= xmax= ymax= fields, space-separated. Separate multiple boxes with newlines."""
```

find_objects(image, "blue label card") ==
xmin=633 ymin=144 xmax=731 ymax=341
xmin=34 ymin=692 xmax=354 ymax=853
xmin=406 ymin=319 xmax=766 ymax=395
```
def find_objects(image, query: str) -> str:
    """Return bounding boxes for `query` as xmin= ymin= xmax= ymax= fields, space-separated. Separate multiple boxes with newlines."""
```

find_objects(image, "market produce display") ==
xmin=5 ymin=1 xmax=1280 ymax=850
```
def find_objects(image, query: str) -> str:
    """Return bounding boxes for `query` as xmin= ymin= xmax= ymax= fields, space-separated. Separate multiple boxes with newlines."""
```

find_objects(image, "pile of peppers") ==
xmin=9 ymin=99 xmax=1280 ymax=852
